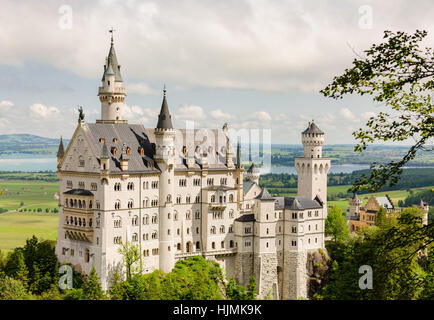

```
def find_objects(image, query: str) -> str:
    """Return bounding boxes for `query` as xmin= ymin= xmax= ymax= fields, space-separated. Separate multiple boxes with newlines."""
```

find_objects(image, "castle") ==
xmin=347 ymin=194 xmax=429 ymax=232
xmin=54 ymin=37 xmax=330 ymax=299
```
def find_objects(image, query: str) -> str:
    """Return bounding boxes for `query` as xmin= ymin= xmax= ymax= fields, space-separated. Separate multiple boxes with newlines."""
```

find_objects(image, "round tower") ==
xmin=349 ymin=193 xmax=362 ymax=217
xmin=154 ymin=87 xmax=175 ymax=273
xmin=246 ymin=163 xmax=260 ymax=185
xmin=97 ymin=33 xmax=127 ymax=123
xmin=301 ymin=121 xmax=325 ymax=159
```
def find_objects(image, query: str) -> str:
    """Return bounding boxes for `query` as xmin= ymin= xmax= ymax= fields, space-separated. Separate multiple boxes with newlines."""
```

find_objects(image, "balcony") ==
xmin=64 ymin=224 xmax=94 ymax=242
xmin=98 ymin=86 xmax=126 ymax=95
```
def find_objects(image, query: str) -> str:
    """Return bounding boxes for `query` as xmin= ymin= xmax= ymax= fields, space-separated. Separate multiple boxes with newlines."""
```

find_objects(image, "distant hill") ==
xmin=0 ymin=134 xmax=69 ymax=156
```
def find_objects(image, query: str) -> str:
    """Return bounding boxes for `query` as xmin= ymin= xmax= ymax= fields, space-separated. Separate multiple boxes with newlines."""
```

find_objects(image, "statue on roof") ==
xmin=78 ymin=106 xmax=85 ymax=122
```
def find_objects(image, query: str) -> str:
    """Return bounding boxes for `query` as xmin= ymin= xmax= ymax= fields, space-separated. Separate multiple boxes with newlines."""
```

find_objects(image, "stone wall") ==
xmin=254 ymin=253 xmax=278 ymax=299
xmin=282 ymin=250 xmax=307 ymax=299
xmin=234 ymin=252 xmax=254 ymax=287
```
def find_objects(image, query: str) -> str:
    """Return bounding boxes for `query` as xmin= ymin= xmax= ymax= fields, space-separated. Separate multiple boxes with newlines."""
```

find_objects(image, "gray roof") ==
xmin=302 ymin=121 xmax=324 ymax=134
xmin=102 ymin=42 xmax=123 ymax=82
xmin=156 ymin=92 xmax=173 ymax=129
xmin=243 ymin=179 xmax=255 ymax=195
xmin=256 ymin=188 xmax=274 ymax=201
xmin=235 ymin=213 xmax=255 ymax=222
xmin=100 ymin=141 xmax=109 ymax=159
xmin=80 ymin=123 xmax=235 ymax=174
xmin=376 ymin=196 xmax=394 ymax=209
xmin=274 ymin=196 xmax=322 ymax=210
xmin=64 ymin=189 xmax=94 ymax=196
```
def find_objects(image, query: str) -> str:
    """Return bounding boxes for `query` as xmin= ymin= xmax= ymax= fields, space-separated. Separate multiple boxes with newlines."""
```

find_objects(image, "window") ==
xmin=179 ymin=179 xmax=187 ymax=187
xmin=196 ymin=227 xmax=199 ymax=234
xmin=115 ymin=200 xmax=120 ymax=210
xmin=229 ymin=210 xmax=234 ymax=218
xmin=143 ymin=215 xmax=149 ymax=225
xmin=220 ymin=225 xmax=225 ymax=233
xmin=152 ymin=215 xmax=158 ymax=224
xmin=143 ymin=249 xmax=149 ymax=257
xmin=210 ymin=226 xmax=216 ymax=234
xmin=174 ymin=212 xmax=178 ymax=221
xmin=176 ymin=196 xmax=181 ymax=204
xmin=186 ymin=211 xmax=191 ymax=220
xmin=152 ymin=248 xmax=159 ymax=255
xmin=143 ymin=233 xmax=149 ymax=241
xmin=229 ymin=225 xmax=233 ymax=233
xmin=245 ymin=227 xmax=252 ymax=234
xmin=291 ymin=240 xmax=297 ymax=246
xmin=220 ymin=178 xmax=227 ymax=185
xmin=152 ymin=181 xmax=158 ymax=189
xmin=114 ymin=183 xmax=121 ymax=191
xmin=132 ymin=215 xmax=138 ymax=226
xmin=292 ymin=226 xmax=297 ymax=233
xmin=167 ymin=194 xmax=172 ymax=203
xmin=114 ymin=217 xmax=122 ymax=228
xmin=151 ymin=199 xmax=158 ymax=207
xmin=221 ymin=241 xmax=225 ymax=248
xmin=229 ymin=194 xmax=234 ymax=202
xmin=195 ymin=196 xmax=200 ymax=203
xmin=207 ymin=178 xmax=214 ymax=186
xmin=132 ymin=233 xmax=138 ymax=242
xmin=292 ymin=212 xmax=298 ymax=219
xmin=315 ymin=210 xmax=319 ymax=217
xmin=229 ymin=240 xmax=234 ymax=248
xmin=143 ymin=181 xmax=149 ymax=189
xmin=128 ymin=200 xmax=133 ymax=209
xmin=114 ymin=237 xmax=122 ymax=244
xmin=195 ymin=211 xmax=200 ymax=219
xmin=186 ymin=196 xmax=191 ymax=203
xmin=78 ymin=181 xmax=85 ymax=188
xmin=91 ymin=183 xmax=97 ymax=191
xmin=152 ymin=231 xmax=158 ymax=239
xmin=196 ymin=241 xmax=200 ymax=250
xmin=245 ymin=241 xmax=251 ymax=247
xmin=78 ymin=156 xmax=85 ymax=167
xmin=212 ymin=242 xmax=215 ymax=249
xmin=127 ymin=182 xmax=134 ymax=190
xmin=193 ymin=178 xmax=200 ymax=186
xmin=211 ymin=195 xmax=216 ymax=203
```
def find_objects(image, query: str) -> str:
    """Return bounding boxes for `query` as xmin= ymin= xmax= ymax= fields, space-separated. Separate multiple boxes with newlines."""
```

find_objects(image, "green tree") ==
xmin=375 ymin=207 xmax=388 ymax=228
xmin=321 ymin=30 xmax=434 ymax=193
xmin=108 ymin=268 xmax=126 ymax=300
xmin=82 ymin=267 xmax=105 ymax=300
xmin=118 ymin=241 xmax=141 ymax=282
xmin=246 ymin=276 xmax=257 ymax=300
xmin=0 ymin=276 xmax=31 ymax=300
xmin=4 ymin=250 xmax=29 ymax=287
xmin=325 ymin=206 xmax=350 ymax=242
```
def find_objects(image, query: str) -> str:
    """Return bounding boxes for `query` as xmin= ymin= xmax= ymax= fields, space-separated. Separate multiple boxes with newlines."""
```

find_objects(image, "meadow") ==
xmin=0 ymin=177 xmax=431 ymax=253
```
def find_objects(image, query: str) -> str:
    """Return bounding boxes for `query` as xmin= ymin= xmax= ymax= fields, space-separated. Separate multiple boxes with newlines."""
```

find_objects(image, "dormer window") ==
xmin=112 ymin=147 xmax=117 ymax=156
xmin=126 ymin=147 xmax=131 ymax=155
xmin=99 ymin=138 xmax=105 ymax=143
xmin=140 ymin=148 xmax=144 ymax=155
xmin=113 ymin=138 xmax=118 ymax=143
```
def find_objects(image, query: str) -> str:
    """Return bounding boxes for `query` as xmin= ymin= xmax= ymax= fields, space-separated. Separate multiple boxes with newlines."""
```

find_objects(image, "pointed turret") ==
xmin=236 ymin=139 xmax=241 ymax=168
xmin=57 ymin=137 xmax=65 ymax=169
xmin=97 ymin=31 xmax=127 ymax=123
xmin=57 ymin=137 xmax=65 ymax=158
xmin=100 ymin=140 xmax=110 ymax=172
xmin=156 ymin=87 xmax=173 ymax=129
xmin=246 ymin=163 xmax=260 ymax=185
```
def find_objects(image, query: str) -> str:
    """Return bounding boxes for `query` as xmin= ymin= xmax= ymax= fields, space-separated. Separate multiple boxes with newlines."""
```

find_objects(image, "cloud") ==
xmin=127 ymin=82 xmax=159 ymax=96
xmin=339 ymin=108 xmax=357 ymax=121
xmin=251 ymin=111 xmax=272 ymax=122
xmin=361 ymin=111 xmax=376 ymax=120
xmin=1 ymin=1 xmax=434 ymax=93
xmin=0 ymin=100 xmax=14 ymax=110
xmin=210 ymin=109 xmax=233 ymax=120
xmin=176 ymin=105 xmax=206 ymax=120
xmin=29 ymin=103 xmax=61 ymax=120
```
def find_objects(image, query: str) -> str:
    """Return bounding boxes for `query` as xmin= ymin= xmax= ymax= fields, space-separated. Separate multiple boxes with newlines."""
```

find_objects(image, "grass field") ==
xmin=0 ymin=178 xmax=431 ymax=253
xmin=0 ymin=180 xmax=59 ymax=252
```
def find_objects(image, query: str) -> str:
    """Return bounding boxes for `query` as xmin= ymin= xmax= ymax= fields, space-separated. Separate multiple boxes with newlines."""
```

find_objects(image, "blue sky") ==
xmin=0 ymin=0 xmax=433 ymax=144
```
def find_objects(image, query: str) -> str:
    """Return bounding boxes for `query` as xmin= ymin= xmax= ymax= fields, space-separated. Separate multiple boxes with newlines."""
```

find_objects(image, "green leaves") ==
xmin=321 ymin=30 xmax=434 ymax=192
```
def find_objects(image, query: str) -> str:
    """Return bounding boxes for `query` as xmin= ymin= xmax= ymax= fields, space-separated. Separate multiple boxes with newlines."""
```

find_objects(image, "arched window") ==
xmin=143 ymin=215 xmax=149 ymax=225
xmin=78 ymin=156 xmax=85 ymax=167
xmin=229 ymin=194 xmax=234 ymax=202
xmin=132 ymin=215 xmax=138 ymax=226
xmin=115 ymin=200 xmax=121 ymax=210
xmin=211 ymin=226 xmax=216 ymax=234
xmin=196 ymin=241 xmax=200 ymax=250
xmin=211 ymin=195 xmax=215 ymax=203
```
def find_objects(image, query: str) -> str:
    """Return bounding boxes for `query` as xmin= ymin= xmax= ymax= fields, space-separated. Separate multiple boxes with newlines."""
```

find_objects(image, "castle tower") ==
xmin=235 ymin=140 xmax=244 ymax=210
xmin=349 ymin=193 xmax=362 ymax=217
xmin=154 ymin=87 xmax=175 ymax=273
xmin=246 ymin=163 xmax=260 ymax=185
xmin=97 ymin=33 xmax=127 ymax=124
xmin=295 ymin=121 xmax=330 ymax=212
xmin=253 ymin=189 xmax=278 ymax=299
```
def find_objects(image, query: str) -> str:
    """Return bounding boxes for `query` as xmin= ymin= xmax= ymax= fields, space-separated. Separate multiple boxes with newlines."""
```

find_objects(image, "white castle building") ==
xmin=55 ymin=37 xmax=331 ymax=299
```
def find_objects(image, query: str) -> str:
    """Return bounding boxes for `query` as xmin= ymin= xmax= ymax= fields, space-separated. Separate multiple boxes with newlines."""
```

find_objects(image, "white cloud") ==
xmin=210 ymin=109 xmax=233 ymax=120
xmin=361 ymin=111 xmax=376 ymax=120
xmin=250 ymin=111 xmax=272 ymax=122
xmin=127 ymin=82 xmax=159 ymax=96
xmin=1 ymin=1 xmax=433 ymax=93
xmin=29 ymin=103 xmax=61 ymax=120
xmin=176 ymin=105 xmax=206 ymax=120
xmin=339 ymin=108 xmax=357 ymax=121
xmin=0 ymin=100 xmax=14 ymax=110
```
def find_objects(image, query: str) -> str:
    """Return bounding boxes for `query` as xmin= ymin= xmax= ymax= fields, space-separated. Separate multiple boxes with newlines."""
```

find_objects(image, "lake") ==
xmin=0 ymin=155 xmax=370 ymax=173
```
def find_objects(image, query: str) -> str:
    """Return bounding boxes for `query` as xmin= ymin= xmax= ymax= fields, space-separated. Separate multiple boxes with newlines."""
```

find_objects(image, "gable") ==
xmin=61 ymin=126 xmax=100 ymax=173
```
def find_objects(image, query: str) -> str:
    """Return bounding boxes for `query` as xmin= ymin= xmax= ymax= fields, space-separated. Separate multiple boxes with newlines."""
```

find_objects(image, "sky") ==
xmin=0 ymin=0 xmax=433 ymax=144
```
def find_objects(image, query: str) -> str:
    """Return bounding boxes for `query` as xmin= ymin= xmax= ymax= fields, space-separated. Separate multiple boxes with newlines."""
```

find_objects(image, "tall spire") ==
xmin=236 ymin=139 xmax=241 ymax=168
xmin=156 ymin=86 xmax=173 ymax=129
xmin=102 ymin=29 xmax=122 ymax=82
xmin=57 ymin=136 xmax=65 ymax=158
